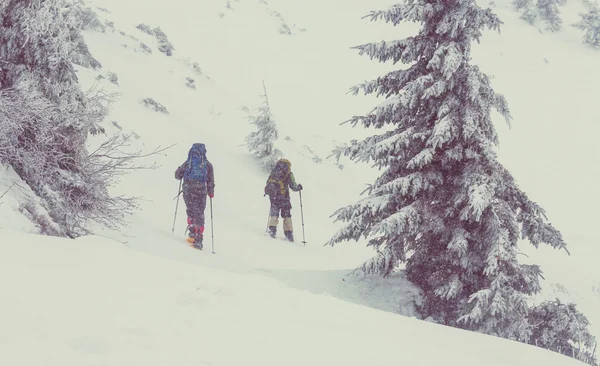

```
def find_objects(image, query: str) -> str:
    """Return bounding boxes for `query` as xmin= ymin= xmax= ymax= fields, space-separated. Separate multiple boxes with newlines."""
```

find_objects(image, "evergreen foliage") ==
xmin=245 ymin=89 xmax=282 ymax=172
xmin=327 ymin=2 xmax=594 ymax=363
xmin=513 ymin=0 xmax=567 ymax=31
xmin=528 ymin=299 xmax=597 ymax=365
xmin=573 ymin=0 xmax=600 ymax=49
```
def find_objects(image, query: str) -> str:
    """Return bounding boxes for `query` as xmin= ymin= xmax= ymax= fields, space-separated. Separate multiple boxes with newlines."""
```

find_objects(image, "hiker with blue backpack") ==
xmin=174 ymin=143 xmax=215 ymax=249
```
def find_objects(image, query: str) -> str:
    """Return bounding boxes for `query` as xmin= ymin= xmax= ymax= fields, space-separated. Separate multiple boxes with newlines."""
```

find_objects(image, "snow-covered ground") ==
xmin=1 ymin=0 xmax=599 ymax=364
xmin=0 ymin=230 xmax=588 ymax=366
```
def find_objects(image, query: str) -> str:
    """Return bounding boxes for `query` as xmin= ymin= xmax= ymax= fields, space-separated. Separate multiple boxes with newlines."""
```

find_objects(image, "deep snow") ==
xmin=0 ymin=230 xmax=588 ymax=366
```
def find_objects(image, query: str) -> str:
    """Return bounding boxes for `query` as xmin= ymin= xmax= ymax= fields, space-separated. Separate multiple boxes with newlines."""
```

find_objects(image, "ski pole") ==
xmin=299 ymin=189 xmax=306 ymax=245
xmin=210 ymin=197 xmax=215 ymax=254
xmin=172 ymin=179 xmax=183 ymax=233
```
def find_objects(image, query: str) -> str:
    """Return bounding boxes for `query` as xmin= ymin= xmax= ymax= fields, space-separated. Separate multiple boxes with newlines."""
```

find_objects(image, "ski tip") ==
xmin=186 ymin=238 xmax=195 ymax=244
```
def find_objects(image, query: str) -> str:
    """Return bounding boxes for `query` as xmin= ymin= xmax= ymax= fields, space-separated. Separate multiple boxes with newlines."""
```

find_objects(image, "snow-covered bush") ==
xmin=136 ymin=23 xmax=154 ymax=36
xmin=573 ymin=1 xmax=600 ymax=49
xmin=65 ymin=2 xmax=103 ymax=69
xmin=72 ymin=0 xmax=105 ymax=32
xmin=0 ymin=0 xmax=157 ymax=237
xmin=179 ymin=58 xmax=205 ymax=78
xmin=69 ymin=38 xmax=102 ymax=70
xmin=153 ymin=27 xmax=174 ymax=56
xmin=279 ymin=23 xmax=292 ymax=35
xmin=245 ymin=92 xmax=282 ymax=172
xmin=140 ymin=42 xmax=153 ymax=54
xmin=513 ymin=0 xmax=567 ymax=31
xmin=107 ymin=71 xmax=119 ymax=85
xmin=136 ymin=24 xmax=175 ymax=56
xmin=189 ymin=61 xmax=203 ymax=76
xmin=141 ymin=98 xmax=169 ymax=114
xmin=185 ymin=77 xmax=197 ymax=89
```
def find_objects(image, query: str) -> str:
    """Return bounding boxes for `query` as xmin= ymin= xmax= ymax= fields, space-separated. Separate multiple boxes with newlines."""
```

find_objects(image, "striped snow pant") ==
xmin=268 ymin=197 xmax=293 ymax=232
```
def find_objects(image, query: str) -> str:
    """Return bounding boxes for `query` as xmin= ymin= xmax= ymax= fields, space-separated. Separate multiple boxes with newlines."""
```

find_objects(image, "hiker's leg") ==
xmin=191 ymin=189 xmax=206 ymax=243
xmin=184 ymin=186 xmax=205 ymax=241
xmin=182 ymin=184 xmax=195 ymax=223
xmin=281 ymin=200 xmax=293 ymax=241
xmin=268 ymin=199 xmax=279 ymax=236
xmin=196 ymin=189 xmax=207 ymax=229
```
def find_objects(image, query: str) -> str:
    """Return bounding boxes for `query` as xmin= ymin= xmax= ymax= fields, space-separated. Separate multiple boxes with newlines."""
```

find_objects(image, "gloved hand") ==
xmin=297 ymin=184 xmax=303 ymax=191
xmin=209 ymin=193 xmax=214 ymax=199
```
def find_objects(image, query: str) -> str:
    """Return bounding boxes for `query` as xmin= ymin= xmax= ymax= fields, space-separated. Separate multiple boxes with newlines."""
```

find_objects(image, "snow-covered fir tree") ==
xmin=245 ymin=90 xmax=282 ymax=172
xmin=528 ymin=299 xmax=597 ymax=365
xmin=0 ymin=0 xmax=135 ymax=237
xmin=513 ymin=0 xmax=567 ymax=31
xmin=328 ymin=1 xmax=593 ymax=361
xmin=573 ymin=0 xmax=600 ymax=49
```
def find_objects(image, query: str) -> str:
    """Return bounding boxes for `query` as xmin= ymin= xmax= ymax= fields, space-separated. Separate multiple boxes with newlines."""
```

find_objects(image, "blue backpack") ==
xmin=183 ymin=143 xmax=208 ymax=182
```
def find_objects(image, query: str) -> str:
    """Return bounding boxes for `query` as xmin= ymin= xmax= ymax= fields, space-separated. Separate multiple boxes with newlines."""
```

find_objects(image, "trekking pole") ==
xmin=265 ymin=214 xmax=270 ymax=233
xmin=264 ymin=194 xmax=270 ymax=233
xmin=172 ymin=180 xmax=183 ymax=233
xmin=299 ymin=190 xmax=306 ymax=245
xmin=210 ymin=197 xmax=215 ymax=254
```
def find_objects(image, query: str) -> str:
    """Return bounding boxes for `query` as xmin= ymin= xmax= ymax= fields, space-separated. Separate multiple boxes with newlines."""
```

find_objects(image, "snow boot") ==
xmin=186 ymin=224 xmax=204 ymax=250
xmin=282 ymin=217 xmax=293 ymax=241
xmin=284 ymin=230 xmax=294 ymax=242
xmin=268 ymin=226 xmax=277 ymax=238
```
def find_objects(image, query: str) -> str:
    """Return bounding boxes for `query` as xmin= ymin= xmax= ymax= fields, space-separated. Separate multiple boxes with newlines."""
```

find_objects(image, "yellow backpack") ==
xmin=264 ymin=159 xmax=291 ymax=197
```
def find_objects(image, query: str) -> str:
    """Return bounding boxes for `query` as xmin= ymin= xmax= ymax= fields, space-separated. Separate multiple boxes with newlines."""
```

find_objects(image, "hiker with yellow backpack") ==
xmin=264 ymin=159 xmax=303 ymax=242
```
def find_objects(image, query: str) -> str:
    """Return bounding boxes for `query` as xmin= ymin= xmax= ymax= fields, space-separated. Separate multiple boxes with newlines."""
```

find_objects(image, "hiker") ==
xmin=264 ymin=159 xmax=303 ymax=242
xmin=175 ymin=143 xmax=215 ymax=249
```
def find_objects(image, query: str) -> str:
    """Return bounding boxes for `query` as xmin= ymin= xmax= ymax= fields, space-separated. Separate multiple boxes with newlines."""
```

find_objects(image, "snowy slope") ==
xmin=70 ymin=0 xmax=388 ymax=272
xmin=82 ymin=0 xmax=600 ymax=335
xmin=1 ymin=0 xmax=599 ymax=364
xmin=0 ymin=230 xmax=588 ymax=366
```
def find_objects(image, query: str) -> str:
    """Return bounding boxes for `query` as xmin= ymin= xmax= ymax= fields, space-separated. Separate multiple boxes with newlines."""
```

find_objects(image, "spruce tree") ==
xmin=513 ymin=0 xmax=567 ymax=31
xmin=329 ymin=0 xmax=568 ymax=343
xmin=573 ymin=0 xmax=600 ymax=49
xmin=245 ymin=87 xmax=282 ymax=172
